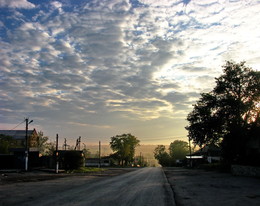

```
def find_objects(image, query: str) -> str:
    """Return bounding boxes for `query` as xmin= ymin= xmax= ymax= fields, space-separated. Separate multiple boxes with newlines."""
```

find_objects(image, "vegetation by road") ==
xmin=153 ymin=140 xmax=189 ymax=167
xmin=110 ymin=133 xmax=140 ymax=166
xmin=186 ymin=61 xmax=259 ymax=166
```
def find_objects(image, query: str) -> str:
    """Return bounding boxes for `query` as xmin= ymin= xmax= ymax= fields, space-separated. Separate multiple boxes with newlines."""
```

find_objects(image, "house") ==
xmin=0 ymin=129 xmax=39 ymax=151
xmin=186 ymin=144 xmax=221 ymax=167
xmin=0 ymin=129 xmax=39 ymax=169
xmin=85 ymin=157 xmax=110 ymax=167
xmin=199 ymin=144 xmax=221 ymax=163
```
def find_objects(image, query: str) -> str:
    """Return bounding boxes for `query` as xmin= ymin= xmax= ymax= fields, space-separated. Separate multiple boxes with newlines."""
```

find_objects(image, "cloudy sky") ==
xmin=0 ymin=0 xmax=259 ymax=145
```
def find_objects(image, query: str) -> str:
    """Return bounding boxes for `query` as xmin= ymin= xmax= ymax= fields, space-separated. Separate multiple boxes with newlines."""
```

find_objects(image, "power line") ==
xmin=140 ymin=135 xmax=187 ymax=142
xmin=11 ymin=119 xmax=26 ymax=130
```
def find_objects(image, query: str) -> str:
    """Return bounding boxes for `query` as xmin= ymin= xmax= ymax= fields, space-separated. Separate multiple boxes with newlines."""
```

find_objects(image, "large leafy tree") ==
xmin=153 ymin=145 xmax=171 ymax=167
xmin=186 ymin=93 xmax=223 ymax=146
xmin=38 ymin=131 xmax=49 ymax=155
xmin=110 ymin=133 xmax=140 ymax=166
xmin=169 ymin=140 xmax=189 ymax=162
xmin=186 ymin=61 xmax=260 ymax=165
xmin=38 ymin=131 xmax=56 ymax=156
xmin=154 ymin=141 xmax=189 ymax=166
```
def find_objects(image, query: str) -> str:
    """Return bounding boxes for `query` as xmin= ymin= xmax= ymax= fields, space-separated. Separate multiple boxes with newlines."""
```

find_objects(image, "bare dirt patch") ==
xmin=164 ymin=167 xmax=260 ymax=206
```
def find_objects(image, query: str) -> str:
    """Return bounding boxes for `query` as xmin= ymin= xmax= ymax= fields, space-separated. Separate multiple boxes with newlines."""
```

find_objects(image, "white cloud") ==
xmin=0 ymin=0 xmax=35 ymax=9
xmin=50 ymin=1 xmax=63 ymax=13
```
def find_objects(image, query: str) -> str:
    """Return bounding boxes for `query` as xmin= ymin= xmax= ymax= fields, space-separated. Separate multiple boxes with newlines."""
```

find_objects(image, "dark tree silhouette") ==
xmin=186 ymin=61 xmax=260 ymax=166
xmin=110 ymin=133 xmax=140 ymax=166
xmin=169 ymin=140 xmax=189 ymax=162
xmin=153 ymin=145 xmax=171 ymax=167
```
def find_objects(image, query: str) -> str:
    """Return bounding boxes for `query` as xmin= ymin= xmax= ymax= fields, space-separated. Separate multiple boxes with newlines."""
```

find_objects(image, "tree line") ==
xmin=0 ymin=131 xmax=142 ymax=167
xmin=153 ymin=140 xmax=190 ymax=167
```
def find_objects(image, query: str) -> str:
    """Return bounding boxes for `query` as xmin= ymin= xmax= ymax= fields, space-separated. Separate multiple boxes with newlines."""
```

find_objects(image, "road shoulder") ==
xmin=0 ymin=168 xmax=136 ymax=185
xmin=163 ymin=167 xmax=260 ymax=206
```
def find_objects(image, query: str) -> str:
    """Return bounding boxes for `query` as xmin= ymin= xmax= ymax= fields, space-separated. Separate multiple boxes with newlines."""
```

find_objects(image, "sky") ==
xmin=0 ymin=0 xmax=259 ymax=146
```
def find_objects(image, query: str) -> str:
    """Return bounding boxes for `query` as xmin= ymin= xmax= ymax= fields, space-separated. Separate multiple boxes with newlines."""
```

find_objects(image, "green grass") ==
xmin=66 ymin=167 xmax=106 ymax=174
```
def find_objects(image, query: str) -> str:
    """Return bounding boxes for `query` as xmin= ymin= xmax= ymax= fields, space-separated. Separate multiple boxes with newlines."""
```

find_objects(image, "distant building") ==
xmin=85 ymin=157 xmax=110 ymax=167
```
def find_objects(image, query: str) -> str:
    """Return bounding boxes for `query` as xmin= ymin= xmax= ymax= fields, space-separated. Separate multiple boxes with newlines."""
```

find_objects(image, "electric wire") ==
xmin=10 ymin=119 xmax=26 ymax=130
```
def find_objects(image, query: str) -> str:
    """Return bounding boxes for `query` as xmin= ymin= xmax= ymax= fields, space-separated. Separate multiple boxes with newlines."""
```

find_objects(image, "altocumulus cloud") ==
xmin=0 ymin=0 xmax=35 ymax=9
xmin=0 ymin=0 xmax=259 ymax=143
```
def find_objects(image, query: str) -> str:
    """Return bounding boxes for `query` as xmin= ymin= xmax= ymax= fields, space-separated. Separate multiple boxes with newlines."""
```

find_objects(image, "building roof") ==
xmin=191 ymin=144 xmax=221 ymax=156
xmin=0 ymin=129 xmax=36 ymax=140
xmin=186 ymin=155 xmax=203 ymax=159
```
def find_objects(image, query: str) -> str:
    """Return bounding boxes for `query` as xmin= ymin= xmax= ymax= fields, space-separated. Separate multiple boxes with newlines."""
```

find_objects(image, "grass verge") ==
xmin=66 ymin=167 xmax=106 ymax=174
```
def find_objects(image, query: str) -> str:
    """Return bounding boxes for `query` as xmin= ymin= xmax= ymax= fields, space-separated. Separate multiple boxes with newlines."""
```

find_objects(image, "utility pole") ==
xmin=25 ymin=118 xmax=33 ymax=171
xmin=64 ymin=138 xmax=67 ymax=150
xmin=75 ymin=138 xmax=79 ymax=150
xmin=78 ymin=136 xmax=81 ymax=150
xmin=99 ymin=141 xmax=101 ymax=168
xmin=74 ymin=136 xmax=81 ymax=150
xmin=140 ymin=152 xmax=142 ymax=167
xmin=55 ymin=134 xmax=59 ymax=174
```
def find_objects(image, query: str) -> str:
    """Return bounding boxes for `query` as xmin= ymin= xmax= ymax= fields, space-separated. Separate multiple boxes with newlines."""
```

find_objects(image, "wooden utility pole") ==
xmin=99 ymin=141 xmax=101 ymax=168
xmin=25 ymin=118 xmax=29 ymax=171
xmin=140 ymin=152 xmax=142 ymax=167
xmin=25 ymin=118 xmax=33 ymax=171
xmin=55 ymin=134 xmax=59 ymax=174
xmin=75 ymin=137 xmax=80 ymax=150
xmin=64 ymin=138 xmax=67 ymax=150
xmin=78 ymin=136 xmax=81 ymax=150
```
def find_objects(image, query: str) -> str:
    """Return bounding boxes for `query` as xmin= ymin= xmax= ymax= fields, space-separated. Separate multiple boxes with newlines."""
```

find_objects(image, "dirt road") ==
xmin=164 ymin=167 xmax=260 ymax=206
xmin=0 ymin=167 xmax=175 ymax=206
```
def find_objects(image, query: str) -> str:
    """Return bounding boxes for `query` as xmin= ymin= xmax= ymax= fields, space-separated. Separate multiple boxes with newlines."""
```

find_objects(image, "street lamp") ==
xmin=25 ymin=118 xmax=33 ymax=171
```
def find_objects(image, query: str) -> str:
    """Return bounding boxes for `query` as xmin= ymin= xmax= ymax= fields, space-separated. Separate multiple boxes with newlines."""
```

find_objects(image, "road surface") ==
xmin=0 ymin=167 xmax=175 ymax=206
